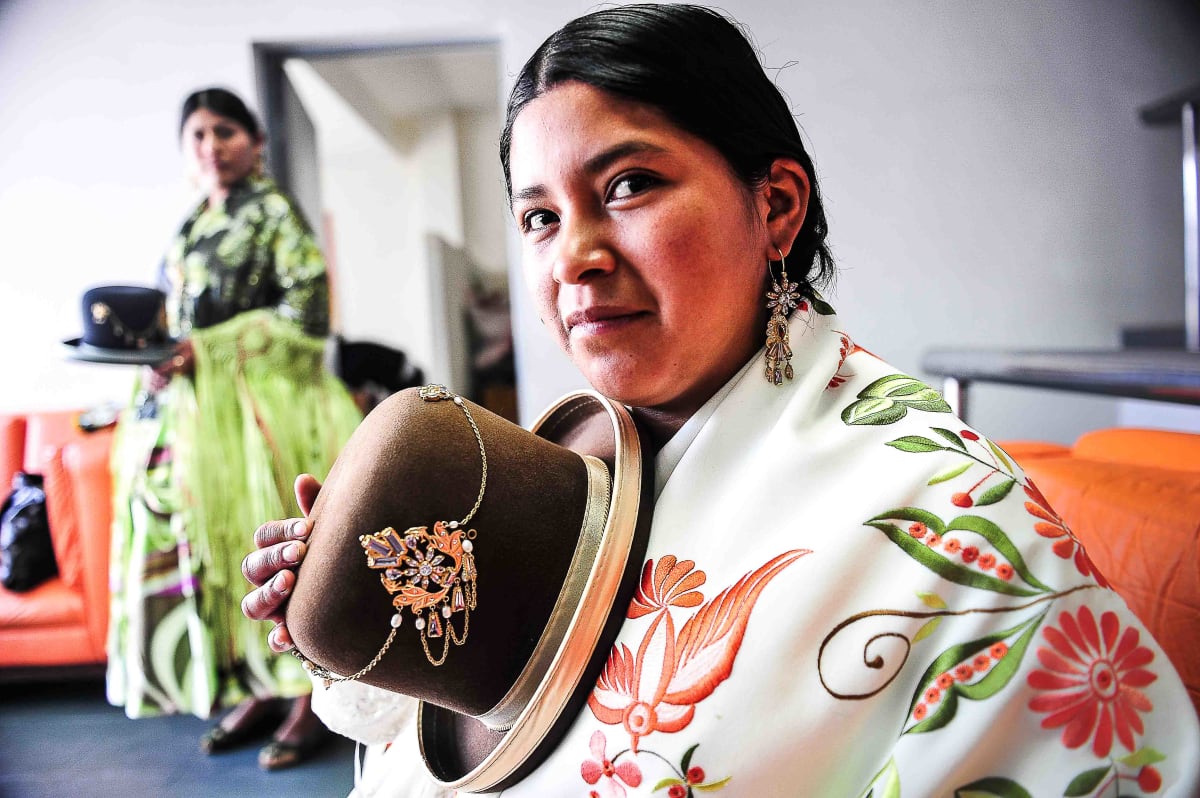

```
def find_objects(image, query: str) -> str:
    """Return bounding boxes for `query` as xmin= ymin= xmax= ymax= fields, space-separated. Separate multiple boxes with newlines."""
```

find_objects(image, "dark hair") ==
xmin=500 ymin=3 xmax=834 ymax=294
xmin=180 ymin=87 xmax=261 ymax=140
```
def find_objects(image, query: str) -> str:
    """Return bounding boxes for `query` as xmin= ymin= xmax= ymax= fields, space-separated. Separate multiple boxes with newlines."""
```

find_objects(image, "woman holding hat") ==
xmin=106 ymin=87 xmax=360 ymax=770
xmin=243 ymin=5 xmax=1199 ymax=795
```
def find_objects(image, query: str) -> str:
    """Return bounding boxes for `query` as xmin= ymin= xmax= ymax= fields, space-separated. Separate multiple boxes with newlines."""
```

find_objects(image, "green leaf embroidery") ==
xmin=954 ymin=777 xmax=1034 ymax=798
xmin=912 ymin=618 xmax=941 ymax=643
xmin=842 ymin=397 xmax=908 ymax=426
xmin=1063 ymin=766 xmax=1112 ymax=796
xmin=886 ymin=435 xmax=947 ymax=453
xmin=1118 ymin=747 xmax=1167 ymax=768
xmin=986 ymin=439 xmax=1014 ymax=472
xmin=904 ymin=611 xmax=1046 ymax=735
xmin=869 ymin=507 xmax=948 ymax=535
xmin=681 ymin=743 xmax=699 ymax=773
xmin=866 ymin=519 xmax=1040 ymax=597
xmin=928 ymin=462 xmax=972 ymax=485
xmin=844 ymin=375 xmax=952 ymax=425
xmin=917 ymin=591 xmax=948 ymax=609
xmin=696 ymin=777 xmax=733 ymax=792
xmin=944 ymin=515 xmax=1053 ymax=593
xmin=931 ymin=427 xmax=967 ymax=450
xmin=862 ymin=374 xmax=930 ymax=399
xmin=811 ymin=296 xmax=836 ymax=316
xmin=866 ymin=758 xmax=901 ymax=798
xmin=653 ymin=777 xmax=684 ymax=792
xmin=954 ymin=617 xmax=1041 ymax=700
xmin=975 ymin=478 xmax=1017 ymax=507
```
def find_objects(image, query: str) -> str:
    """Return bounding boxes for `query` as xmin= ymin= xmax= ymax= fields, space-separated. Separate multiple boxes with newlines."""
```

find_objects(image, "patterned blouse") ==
xmin=159 ymin=175 xmax=329 ymax=337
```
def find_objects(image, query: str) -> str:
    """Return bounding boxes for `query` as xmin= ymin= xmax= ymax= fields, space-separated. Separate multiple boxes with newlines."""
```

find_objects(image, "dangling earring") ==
xmin=764 ymin=247 xmax=800 ymax=385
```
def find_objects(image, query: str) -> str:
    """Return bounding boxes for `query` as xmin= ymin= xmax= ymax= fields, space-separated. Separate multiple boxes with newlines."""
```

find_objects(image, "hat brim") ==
xmin=417 ymin=390 xmax=654 ymax=793
xmin=63 ymin=337 xmax=174 ymax=366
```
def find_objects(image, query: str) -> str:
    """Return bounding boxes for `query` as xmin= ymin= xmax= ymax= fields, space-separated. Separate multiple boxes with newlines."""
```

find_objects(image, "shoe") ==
xmin=257 ymin=726 xmax=331 ymax=771
xmin=199 ymin=701 xmax=284 ymax=754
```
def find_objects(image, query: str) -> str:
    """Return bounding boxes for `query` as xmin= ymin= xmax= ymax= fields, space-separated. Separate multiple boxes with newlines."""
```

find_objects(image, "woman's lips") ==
xmin=565 ymin=307 xmax=648 ymax=337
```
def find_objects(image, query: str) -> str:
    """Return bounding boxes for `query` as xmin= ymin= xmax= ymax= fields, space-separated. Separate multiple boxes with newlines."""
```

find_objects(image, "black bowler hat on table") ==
xmin=63 ymin=285 xmax=175 ymax=365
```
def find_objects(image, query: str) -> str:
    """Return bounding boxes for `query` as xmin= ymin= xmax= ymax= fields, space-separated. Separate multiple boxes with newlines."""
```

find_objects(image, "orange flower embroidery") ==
xmin=627 ymin=555 xmax=706 ymax=619
xmin=1027 ymin=606 xmax=1156 ymax=758
xmin=1024 ymin=480 xmax=1109 ymax=587
xmin=589 ymin=550 xmax=809 ymax=752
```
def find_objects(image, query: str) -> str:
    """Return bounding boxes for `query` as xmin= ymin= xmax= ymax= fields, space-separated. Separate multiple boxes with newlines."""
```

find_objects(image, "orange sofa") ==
xmin=0 ymin=410 xmax=114 ymax=670
xmin=1002 ymin=428 xmax=1200 ymax=718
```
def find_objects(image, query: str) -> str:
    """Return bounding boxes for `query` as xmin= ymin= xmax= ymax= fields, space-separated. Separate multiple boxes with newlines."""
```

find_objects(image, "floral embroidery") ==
xmin=1024 ymin=480 xmax=1109 ymax=587
xmin=590 ymin=552 xmax=807 ymax=751
xmin=580 ymin=551 xmax=806 ymax=794
xmin=1028 ymin=606 xmax=1156 ymax=758
xmin=627 ymin=555 xmax=706 ymax=619
xmin=580 ymin=730 xmax=642 ymax=797
xmin=827 ymin=331 xmax=862 ymax=389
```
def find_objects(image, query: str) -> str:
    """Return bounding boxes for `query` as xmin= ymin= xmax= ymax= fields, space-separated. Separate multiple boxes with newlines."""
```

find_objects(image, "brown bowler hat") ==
xmin=286 ymin=386 xmax=652 ymax=792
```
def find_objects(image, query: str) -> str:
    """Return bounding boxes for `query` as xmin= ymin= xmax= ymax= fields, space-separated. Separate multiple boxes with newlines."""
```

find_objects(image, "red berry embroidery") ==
xmin=1137 ymin=765 xmax=1162 ymax=792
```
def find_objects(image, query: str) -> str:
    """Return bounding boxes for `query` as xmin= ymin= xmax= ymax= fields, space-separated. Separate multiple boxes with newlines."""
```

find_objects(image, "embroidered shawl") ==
xmin=319 ymin=305 xmax=1200 ymax=797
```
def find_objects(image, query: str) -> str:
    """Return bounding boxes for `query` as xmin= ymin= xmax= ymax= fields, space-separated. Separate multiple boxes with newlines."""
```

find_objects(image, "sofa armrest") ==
xmin=1073 ymin=427 xmax=1200 ymax=473
xmin=61 ymin=428 xmax=115 ymax=660
xmin=0 ymin=414 xmax=27 ymax=489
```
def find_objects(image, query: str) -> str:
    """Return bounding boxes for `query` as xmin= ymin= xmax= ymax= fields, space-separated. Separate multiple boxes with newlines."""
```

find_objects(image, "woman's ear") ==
xmin=762 ymin=158 xmax=810 ymax=260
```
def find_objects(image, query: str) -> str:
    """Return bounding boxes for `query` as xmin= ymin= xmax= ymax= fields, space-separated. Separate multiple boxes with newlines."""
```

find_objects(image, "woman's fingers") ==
xmin=294 ymin=474 xmax=322 ymax=516
xmin=242 ymin=536 xmax=307 ymax=587
xmin=268 ymin=622 xmax=295 ymax=653
xmin=241 ymin=566 xmax=296 ymax=624
xmin=252 ymin=516 xmax=311 ymax=551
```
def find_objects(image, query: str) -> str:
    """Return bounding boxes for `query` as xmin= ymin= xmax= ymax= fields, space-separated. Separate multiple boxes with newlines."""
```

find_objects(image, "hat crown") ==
xmin=79 ymin=285 xmax=169 ymax=351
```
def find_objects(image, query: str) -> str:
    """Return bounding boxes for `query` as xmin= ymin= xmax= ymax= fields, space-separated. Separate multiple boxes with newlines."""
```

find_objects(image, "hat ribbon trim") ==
xmin=475 ymin=453 xmax=612 ymax=732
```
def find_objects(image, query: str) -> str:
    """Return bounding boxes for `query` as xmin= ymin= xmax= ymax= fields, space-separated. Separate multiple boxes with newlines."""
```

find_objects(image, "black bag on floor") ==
xmin=0 ymin=472 xmax=58 ymax=592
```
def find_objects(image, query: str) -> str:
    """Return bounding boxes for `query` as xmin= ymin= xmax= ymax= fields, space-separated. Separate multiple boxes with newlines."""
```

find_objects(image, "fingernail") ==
xmin=273 ymin=572 xmax=290 ymax=594
xmin=291 ymin=520 xmax=309 ymax=539
xmin=271 ymin=626 xmax=294 ymax=651
xmin=282 ymin=542 xmax=302 ymax=564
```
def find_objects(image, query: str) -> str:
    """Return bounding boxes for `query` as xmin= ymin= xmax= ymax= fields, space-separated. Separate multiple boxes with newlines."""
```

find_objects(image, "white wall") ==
xmin=2 ymin=0 xmax=1199 ymax=443
xmin=283 ymin=59 xmax=439 ymax=374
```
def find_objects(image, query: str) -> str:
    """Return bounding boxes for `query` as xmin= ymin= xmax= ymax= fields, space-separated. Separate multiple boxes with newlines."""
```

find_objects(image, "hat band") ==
xmin=419 ymin=390 xmax=644 ymax=793
xmin=89 ymin=301 xmax=166 ymax=348
xmin=475 ymin=453 xmax=611 ymax=732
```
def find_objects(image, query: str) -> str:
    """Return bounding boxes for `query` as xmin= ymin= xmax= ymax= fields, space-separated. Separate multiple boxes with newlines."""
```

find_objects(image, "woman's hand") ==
xmin=147 ymin=339 xmax=195 ymax=392
xmin=241 ymin=474 xmax=322 ymax=652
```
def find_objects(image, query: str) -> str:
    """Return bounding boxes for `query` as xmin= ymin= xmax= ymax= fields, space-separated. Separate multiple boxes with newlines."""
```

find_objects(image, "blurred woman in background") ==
xmin=106 ymin=87 xmax=360 ymax=770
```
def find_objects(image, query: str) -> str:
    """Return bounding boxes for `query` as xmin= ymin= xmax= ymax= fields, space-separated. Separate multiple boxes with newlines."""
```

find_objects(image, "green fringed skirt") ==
xmin=106 ymin=310 xmax=362 ymax=719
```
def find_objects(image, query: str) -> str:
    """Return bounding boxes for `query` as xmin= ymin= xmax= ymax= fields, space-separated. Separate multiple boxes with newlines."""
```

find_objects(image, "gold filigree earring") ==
xmin=764 ymin=247 xmax=800 ymax=385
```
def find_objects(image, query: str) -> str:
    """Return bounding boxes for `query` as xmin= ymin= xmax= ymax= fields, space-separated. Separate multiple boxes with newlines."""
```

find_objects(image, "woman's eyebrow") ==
xmin=511 ymin=140 xmax=669 ymax=206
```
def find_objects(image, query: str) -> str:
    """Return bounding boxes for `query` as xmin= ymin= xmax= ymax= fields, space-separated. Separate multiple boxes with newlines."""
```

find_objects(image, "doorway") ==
xmin=252 ymin=39 xmax=517 ymax=421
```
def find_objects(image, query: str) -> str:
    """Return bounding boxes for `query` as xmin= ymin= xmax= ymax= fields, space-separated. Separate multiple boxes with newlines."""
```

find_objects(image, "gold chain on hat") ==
xmin=292 ymin=384 xmax=487 ymax=686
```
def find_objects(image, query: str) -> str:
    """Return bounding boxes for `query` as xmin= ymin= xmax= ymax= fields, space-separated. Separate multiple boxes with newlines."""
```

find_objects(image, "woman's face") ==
xmin=181 ymin=108 xmax=262 ymax=197
xmin=508 ymin=82 xmax=773 ymax=418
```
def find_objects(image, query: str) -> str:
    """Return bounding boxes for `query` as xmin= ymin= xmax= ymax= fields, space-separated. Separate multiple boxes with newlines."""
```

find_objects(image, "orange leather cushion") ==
xmin=1073 ymin=428 xmax=1200 ymax=473
xmin=1019 ymin=456 xmax=1200 ymax=716
xmin=999 ymin=440 xmax=1072 ymax=461
xmin=0 ymin=578 xmax=85 ymax=628
xmin=40 ymin=448 xmax=83 ymax=593
xmin=0 ymin=414 xmax=26 ymax=487
xmin=22 ymin=410 xmax=83 ymax=474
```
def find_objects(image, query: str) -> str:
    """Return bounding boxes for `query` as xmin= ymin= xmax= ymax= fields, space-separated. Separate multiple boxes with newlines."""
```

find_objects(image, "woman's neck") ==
xmin=205 ymin=187 xmax=230 ymax=209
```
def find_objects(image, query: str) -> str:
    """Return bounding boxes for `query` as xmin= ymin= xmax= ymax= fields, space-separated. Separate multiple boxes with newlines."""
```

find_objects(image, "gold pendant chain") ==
xmin=292 ymin=385 xmax=488 ymax=683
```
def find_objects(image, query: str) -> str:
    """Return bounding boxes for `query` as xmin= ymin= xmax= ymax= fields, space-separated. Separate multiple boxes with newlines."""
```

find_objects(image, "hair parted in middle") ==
xmin=499 ymin=3 xmax=834 ymax=297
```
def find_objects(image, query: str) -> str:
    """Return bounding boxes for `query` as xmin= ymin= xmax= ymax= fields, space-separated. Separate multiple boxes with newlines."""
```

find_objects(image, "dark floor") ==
xmin=0 ymin=676 xmax=356 ymax=798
